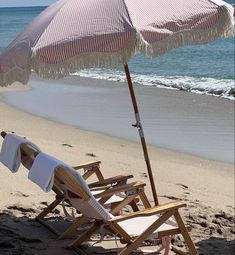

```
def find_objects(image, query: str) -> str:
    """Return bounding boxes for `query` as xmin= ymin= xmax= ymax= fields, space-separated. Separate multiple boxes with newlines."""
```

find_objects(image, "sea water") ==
xmin=0 ymin=2 xmax=234 ymax=100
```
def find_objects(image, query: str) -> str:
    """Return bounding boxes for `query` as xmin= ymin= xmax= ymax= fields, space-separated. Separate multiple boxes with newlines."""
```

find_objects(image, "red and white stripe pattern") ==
xmin=125 ymin=0 xmax=221 ymax=42
xmin=35 ymin=0 xmax=135 ymax=64
xmin=33 ymin=0 xmax=233 ymax=64
xmin=0 ymin=0 xmax=234 ymax=86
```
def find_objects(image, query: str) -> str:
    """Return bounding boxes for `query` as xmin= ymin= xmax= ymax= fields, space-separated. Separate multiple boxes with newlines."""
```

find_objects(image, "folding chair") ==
xmin=0 ymin=131 xmax=151 ymax=238
xmin=40 ymin=154 xmax=198 ymax=255
xmin=0 ymin=130 xmax=146 ymax=211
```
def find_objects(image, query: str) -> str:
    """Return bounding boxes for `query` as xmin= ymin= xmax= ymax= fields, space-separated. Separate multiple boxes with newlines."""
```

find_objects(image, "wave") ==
xmin=72 ymin=69 xmax=235 ymax=100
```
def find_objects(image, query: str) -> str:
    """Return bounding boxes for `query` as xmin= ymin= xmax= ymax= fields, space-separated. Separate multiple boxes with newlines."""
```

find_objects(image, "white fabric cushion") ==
xmin=91 ymin=190 xmax=126 ymax=204
xmin=118 ymin=215 xmax=177 ymax=238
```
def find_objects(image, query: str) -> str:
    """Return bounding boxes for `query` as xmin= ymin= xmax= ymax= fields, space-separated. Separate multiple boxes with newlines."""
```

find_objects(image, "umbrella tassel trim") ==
xmin=139 ymin=5 xmax=234 ymax=58
xmin=30 ymin=5 xmax=234 ymax=80
xmin=30 ymin=33 xmax=138 ymax=80
xmin=134 ymin=30 xmax=153 ymax=57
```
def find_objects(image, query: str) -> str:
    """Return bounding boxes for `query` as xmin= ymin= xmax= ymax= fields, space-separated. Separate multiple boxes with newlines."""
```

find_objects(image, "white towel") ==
xmin=28 ymin=152 xmax=91 ymax=193
xmin=0 ymin=133 xmax=41 ymax=173
xmin=28 ymin=152 xmax=61 ymax=192
xmin=28 ymin=152 xmax=81 ymax=192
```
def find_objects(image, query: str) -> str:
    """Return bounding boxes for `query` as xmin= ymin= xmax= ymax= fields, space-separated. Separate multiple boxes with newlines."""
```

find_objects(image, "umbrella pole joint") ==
xmin=132 ymin=114 xmax=144 ymax=138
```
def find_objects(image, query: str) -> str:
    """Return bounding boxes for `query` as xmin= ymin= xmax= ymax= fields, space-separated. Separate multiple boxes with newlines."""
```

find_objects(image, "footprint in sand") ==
xmin=176 ymin=183 xmax=189 ymax=190
xmin=86 ymin=153 xmax=97 ymax=157
xmin=140 ymin=172 xmax=147 ymax=178
xmin=61 ymin=143 xmax=73 ymax=148
xmin=162 ymin=195 xmax=180 ymax=200
xmin=11 ymin=191 xmax=29 ymax=198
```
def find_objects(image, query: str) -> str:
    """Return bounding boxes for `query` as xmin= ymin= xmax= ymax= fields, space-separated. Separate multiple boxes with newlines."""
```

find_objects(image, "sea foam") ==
xmin=72 ymin=69 xmax=234 ymax=100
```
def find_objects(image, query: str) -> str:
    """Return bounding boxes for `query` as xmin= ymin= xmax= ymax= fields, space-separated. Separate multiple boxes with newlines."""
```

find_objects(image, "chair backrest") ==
xmin=0 ymin=131 xmax=112 ymax=221
xmin=30 ymin=151 xmax=112 ymax=220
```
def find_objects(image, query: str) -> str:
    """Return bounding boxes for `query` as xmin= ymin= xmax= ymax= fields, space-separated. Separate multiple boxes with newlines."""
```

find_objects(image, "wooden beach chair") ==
xmin=36 ymin=154 xmax=198 ymax=255
xmin=0 ymin=131 xmax=151 ymax=238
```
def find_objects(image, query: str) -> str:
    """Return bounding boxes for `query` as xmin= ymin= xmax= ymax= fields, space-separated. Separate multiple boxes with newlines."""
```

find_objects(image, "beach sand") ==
xmin=0 ymin=81 xmax=234 ymax=255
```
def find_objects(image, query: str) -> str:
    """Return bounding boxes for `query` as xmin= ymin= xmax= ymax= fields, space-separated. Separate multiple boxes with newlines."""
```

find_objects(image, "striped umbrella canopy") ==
xmin=0 ymin=0 xmax=234 ymax=205
xmin=0 ymin=0 xmax=233 ymax=86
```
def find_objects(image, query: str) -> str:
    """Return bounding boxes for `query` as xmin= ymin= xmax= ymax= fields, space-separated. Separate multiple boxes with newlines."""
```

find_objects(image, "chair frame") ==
xmin=1 ymin=131 xmax=198 ymax=254
xmin=54 ymin=167 xmax=198 ymax=255
xmin=0 ymin=131 xmax=151 ymax=239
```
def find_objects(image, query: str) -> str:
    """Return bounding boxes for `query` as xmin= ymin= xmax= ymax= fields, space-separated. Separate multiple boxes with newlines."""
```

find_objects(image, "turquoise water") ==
xmin=0 ymin=6 xmax=45 ymax=48
xmin=0 ymin=2 xmax=234 ymax=99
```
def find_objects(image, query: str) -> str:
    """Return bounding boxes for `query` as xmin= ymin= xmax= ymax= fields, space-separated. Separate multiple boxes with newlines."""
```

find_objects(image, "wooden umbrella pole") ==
xmin=124 ymin=64 xmax=159 ymax=206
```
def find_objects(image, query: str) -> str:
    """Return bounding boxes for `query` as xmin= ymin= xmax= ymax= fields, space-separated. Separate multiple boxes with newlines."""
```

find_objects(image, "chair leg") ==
xmin=82 ymin=167 xmax=104 ymax=181
xmin=111 ymin=194 xmax=138 ymax=215
xmin=174 ymin=211 xmax=198 ymax=255
xmin=94 ymin=167 xmax=105 ymax=181
xmin=36 ymin=198 xmax=62 ymax=219
xmin=118 ymin=210 xmax=175 ymax=255
xmin=58 ymin=216 xmax=86 ymax=240
xmin=129 ymin=200 xmax=139 ymax=212
xmin=70 ymin=222 xmax=101 ymax=248
xmin=138 ymin=190 xmax=151 ymax=208
xmin=82 ymin=169 xmax=96 ymax=180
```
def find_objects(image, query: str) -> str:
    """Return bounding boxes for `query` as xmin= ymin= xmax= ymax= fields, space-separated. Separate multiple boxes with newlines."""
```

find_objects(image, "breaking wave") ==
xmin=73 ymin=69 xmax=235 ymax=100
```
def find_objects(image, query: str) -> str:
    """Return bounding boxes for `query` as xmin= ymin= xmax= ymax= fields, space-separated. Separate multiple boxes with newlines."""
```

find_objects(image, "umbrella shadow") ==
xmin=196 ymin=237 xmax=235 ymax=255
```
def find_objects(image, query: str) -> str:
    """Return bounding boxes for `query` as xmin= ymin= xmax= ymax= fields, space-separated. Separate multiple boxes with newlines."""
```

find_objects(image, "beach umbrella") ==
xmin=0 ymin=0 xmax=234 ymax=205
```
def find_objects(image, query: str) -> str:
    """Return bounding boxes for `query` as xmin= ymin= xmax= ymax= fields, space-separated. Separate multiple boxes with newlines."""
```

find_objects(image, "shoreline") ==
xmin=1 ymin=75 xmax=234 ymax=164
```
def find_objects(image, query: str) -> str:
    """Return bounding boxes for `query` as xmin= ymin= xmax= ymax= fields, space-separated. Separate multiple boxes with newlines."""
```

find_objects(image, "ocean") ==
xmin=0 ymin=2 xmax=234 ymax=99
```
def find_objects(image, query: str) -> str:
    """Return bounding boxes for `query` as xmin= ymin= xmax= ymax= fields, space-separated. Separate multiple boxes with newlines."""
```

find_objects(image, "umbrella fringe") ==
xmin=137 ymin=5 xmax=234 ymax=58
xmin=0 ymin=5 xmax=233 ymax=86
xmin=30 ymin=5 xmax=234 ymax=80
xmin=135 ymin=30 xmax=153 ymax=57
xmin=30 ymin=33 xmax=137 ymax=80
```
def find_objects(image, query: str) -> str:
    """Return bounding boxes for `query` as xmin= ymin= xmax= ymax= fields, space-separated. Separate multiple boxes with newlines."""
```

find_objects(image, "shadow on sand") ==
xmin=0 ymin=211 xmax=76 ymax=255
xmin=1 ymin=210 xmax=235 ymax=255
xmin=196 ymin=237 xmax=235 ymax=255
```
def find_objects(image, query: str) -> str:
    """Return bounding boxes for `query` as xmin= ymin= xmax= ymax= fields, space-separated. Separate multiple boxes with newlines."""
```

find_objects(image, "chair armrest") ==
xmin=89 ymin=174 xmax=133 ymax=188
xmin=73 ymin=161 xmax=104 ymax=181
xmin=93 ymin=181 xmax=146 ymax=199
xmin=108 ymin=201 xmax=186 ymax=222
xmin=73 ymin=160 xmax=101 ymax=170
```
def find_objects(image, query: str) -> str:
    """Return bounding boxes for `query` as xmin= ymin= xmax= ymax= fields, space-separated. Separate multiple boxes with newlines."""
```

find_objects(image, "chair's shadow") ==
xmin=196 ymin=237 xmax=235 ymax=255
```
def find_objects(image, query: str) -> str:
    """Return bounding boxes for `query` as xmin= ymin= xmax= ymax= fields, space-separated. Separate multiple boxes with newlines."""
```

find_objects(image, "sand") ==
xmin=0 ymin=82 xmax=234 ymax=255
